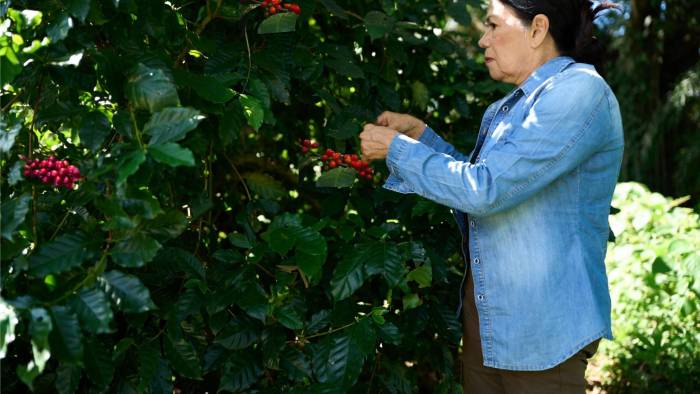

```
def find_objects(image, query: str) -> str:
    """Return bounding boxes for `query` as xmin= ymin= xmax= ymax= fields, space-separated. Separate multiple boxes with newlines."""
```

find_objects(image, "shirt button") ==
xmin=477 ymin=294 xmax=485 ymax=301
xmin=502 ymin=105 xmax=509 ymax=113
xmin=470 ymin=220 xmax=475 ymax=227
xmin=474 ymin=258 xmax=480 ymax=264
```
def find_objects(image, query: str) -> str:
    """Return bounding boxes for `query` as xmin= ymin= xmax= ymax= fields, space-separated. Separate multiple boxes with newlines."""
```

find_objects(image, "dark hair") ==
xmin=500 ymin=0 xmax=619 ymax=66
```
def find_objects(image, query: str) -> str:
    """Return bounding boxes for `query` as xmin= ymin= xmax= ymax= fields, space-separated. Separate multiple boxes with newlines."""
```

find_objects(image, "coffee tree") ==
xmin=1 ymin=0 xmax=507 ymax=392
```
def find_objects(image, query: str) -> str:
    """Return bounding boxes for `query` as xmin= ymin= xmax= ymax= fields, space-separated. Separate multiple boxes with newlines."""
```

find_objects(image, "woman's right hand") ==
xmin=375 ymin=111 xmax=426 ymax=140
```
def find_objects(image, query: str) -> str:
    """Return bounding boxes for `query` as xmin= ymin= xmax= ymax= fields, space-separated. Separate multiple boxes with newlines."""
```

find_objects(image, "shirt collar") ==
xmin=517 ymin=56 xmax=575 ymax=97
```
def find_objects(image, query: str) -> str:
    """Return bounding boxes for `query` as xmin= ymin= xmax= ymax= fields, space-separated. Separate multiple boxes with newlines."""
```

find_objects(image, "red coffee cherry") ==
xmin=21 ymin=155 xmax=81 ymax=189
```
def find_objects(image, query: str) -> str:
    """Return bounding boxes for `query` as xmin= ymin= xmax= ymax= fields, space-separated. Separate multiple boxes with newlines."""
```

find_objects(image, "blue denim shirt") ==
xmin=383 ymin=56 xmax=624 ymax=370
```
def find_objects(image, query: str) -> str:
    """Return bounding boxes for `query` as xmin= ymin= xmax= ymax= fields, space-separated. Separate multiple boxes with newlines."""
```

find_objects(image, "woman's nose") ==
xmin=478 ymin=32 xmax=488 ymax=49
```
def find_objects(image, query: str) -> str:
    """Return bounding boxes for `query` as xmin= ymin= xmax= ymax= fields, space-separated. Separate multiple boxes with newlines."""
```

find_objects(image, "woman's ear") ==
xmin=529 ymin=14 xmax=550 ymax=48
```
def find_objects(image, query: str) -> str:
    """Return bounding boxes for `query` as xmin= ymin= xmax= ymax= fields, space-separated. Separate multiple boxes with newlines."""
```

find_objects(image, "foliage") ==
xmin=0 ymin=0 xmax=504 ymax=392
xmin=594 ymin=182 xmax=700 ymax=393
xmin=604 ymin=0 xmax=700 ymax=207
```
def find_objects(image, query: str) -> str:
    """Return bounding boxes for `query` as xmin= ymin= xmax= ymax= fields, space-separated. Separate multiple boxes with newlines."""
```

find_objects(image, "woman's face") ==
xmin=478 ymin=0 xmax=533 ymax=85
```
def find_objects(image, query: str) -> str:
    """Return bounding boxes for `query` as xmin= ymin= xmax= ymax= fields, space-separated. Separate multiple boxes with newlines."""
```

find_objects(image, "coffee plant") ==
xmin=0 ymin=0 xmax=509 ymax=392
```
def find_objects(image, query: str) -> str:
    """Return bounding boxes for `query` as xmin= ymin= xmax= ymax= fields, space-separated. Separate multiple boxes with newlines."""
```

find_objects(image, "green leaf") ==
xmin=0 ymin=56 xmax=22 ymax=86
xmin=215 ymin=320 xmax=261 ymax=350
xmin=99 ymin=270 xmax=156 ymax=313
xmin=406 ymin=264 xmax=432 ymax=288
xmin=402 ymin=293 xmax=421 ymax=311
xmin=143 ymin=107 xmax=205 ymax=145
xmin=265 ymin=227 xmax=297 ymax=255
xmin=164 ymin=335 xmax=202 ymax=380
xmin=219 ymin=352 xmax=263 ymax=392
xmin=116 ymin=150 xmax=146 ymax=185
xmin=652 ymin=256 xmax=672 ymax=274
xmin=326 ymin=112 xmax=362 ymax=140
xmin=325 ymin=56 xmax=364 ymax=79
xmin=0 ymin=299 xmax=19 ymax=359
xmin=228 ymin=232 xmax=252 ymax=249
xmin=311 ymin=318 xmax=375 ymax=386
xmin=157 ymin=247 xmax=206 ymax=278
xmin=47 ymin=14 xmax=73 ymax=42
xmin=0 ymin=114 xmax=21 ymax=154
xmin=294 ymin=227 xmax=327 ymax=281
xmin=446 ymin=0 xmax=471 ymax=26
xmin=362 ymin=242 xmax=405 ymax=288
xmin=68 ymin=287 xmax=114 ymax=334
xmin=330 ymin=249 xmax=367 ymax=301
xmin=244 ymin=172 xmax=285 ymax=199
xmin=28 ymin=233 xmax=93 ymax=277
xmin=146 ymin=210 xmax=188 ymax=240
xmin=19 ymin=308 xmax=52 ymax=389
xmin=137 ymin=341 xmax=160 ymax=387
xmin=275 ymin=304 xmax=304 ymax=330
xmin=316 ymin=167 xmax=356 ymax=188
xmin=66 ymin=0 xmax=90 ymax=22
xmin=49 ymin=305 xmax=83 ymax=362
xmin=78 ymin=111 xmax=111 ymax=151
xmin=365 ymin=11 xmax=394 ymax=40
xmin=55 ymin=363 xmax=81 ymax=394
xmin=1 ymin=193 xmax=30 ymax=240
xmin=173 ymin=70 xmax=236 ymax=104
xmin=258 ymin=13 xmax=298 ymax=34
xmin=148 ymin=142 xmax=195 ymax=167
xmin=318 ymin=0 xmax=347 ymax=19
xmin=411 ymin=81 xmax=430 ymax=111
xmin=83 ymin=337 xmax=115 ymax=388
xmin=237 ymin=283 xmax=269 ymax=321
xmin=280 ymin=347 xmax=312 ymax=380
xmin=239 ymin=94 xmax=264 ymax=130
xmin=126 ymin=64 xmax=180 ymax=113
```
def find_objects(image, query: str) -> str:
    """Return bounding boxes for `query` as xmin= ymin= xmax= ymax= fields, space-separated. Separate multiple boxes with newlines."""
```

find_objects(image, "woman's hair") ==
xmin=499 ymin=0 xmax=619 ymax=66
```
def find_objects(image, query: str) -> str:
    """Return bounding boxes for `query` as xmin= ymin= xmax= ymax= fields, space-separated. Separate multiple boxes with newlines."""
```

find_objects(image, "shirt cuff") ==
xmin=382 ymin=134 xmax=421 ymax=194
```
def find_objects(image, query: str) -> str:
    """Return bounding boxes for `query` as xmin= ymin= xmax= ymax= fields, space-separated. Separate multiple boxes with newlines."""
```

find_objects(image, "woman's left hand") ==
xmin=359 ymin=124 xmax=399 ymax=161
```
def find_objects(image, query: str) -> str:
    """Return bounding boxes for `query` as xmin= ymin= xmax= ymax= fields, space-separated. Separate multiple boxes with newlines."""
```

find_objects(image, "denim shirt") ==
xmin=383 ymin=56 xmax=624 ymax=370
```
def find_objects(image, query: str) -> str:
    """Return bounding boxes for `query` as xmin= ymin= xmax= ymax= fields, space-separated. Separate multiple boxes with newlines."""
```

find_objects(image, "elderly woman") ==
xmin=359 ymin=0 xmax=623 ymax=392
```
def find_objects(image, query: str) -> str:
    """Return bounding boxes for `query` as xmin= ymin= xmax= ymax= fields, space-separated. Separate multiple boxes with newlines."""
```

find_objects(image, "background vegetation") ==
xmin=1 ymin=0 xmax=698 ymax=393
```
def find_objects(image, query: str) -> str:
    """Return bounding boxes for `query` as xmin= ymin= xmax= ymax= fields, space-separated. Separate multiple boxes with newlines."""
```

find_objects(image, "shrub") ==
xmin=0 ymin=1 xmax=503 ymax=392
xmin=593 ymin=182 xmax=700 ymax=393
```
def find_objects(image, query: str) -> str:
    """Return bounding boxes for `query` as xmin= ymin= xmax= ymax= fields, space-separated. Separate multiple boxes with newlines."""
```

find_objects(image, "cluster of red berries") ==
xmin=298 ymin=140 xmax=374 ymax=181
xmin=300 ymin=139 xmax=319 ymax=153
xmin=21 ymin=156 xmax=81 ymax=189
xmin=254 ymin=0 xmax=301 ymax=16
xmin=320 ymin=149 xmax=374 ymax=181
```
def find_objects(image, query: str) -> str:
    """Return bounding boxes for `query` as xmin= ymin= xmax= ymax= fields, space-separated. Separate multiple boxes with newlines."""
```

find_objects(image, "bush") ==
xmin=0 ymin=1 xmax=503 ymax=393
xmin=593 ymin=182 xmax=700 ymax=393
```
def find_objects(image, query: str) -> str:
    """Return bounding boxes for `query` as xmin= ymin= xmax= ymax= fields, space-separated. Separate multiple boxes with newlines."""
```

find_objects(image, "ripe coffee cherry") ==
xmin=21 ymin=155 xmax=82 ymax=189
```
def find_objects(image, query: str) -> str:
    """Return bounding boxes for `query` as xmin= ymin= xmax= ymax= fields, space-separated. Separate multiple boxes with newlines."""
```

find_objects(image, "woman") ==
xmin=359 ymin=0 xmax=623 ymax=392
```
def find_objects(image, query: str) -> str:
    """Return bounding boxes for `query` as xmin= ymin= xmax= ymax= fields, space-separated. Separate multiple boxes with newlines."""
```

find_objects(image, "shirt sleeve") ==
xmin=383 ymin=72 xmax=612 ymax=216
xmin=382 ymin=125 xmax=470 ymax=194
xmin=418 ymin=125 xmax=470 ymax=162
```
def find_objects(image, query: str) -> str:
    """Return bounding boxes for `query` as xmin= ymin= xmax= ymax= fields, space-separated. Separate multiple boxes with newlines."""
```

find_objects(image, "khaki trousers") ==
xmin=461 ymin=269 xmax=599 ymax=394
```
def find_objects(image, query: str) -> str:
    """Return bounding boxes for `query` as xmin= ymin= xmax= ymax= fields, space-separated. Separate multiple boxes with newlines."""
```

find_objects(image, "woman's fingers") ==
xmin=361 ymin=142 xmax=385 ymax=161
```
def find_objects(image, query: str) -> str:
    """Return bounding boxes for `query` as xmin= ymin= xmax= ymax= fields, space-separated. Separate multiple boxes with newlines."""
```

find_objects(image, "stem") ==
xmin=242 ymin=22 xmax=252 ymax=93
xmin=49 ymin=210 xmax=71 ymax=241
xmin=223 ymin=153 xmax=252 ymax=201
xmin=173 ymin=0 xmax=223 ymax=67
xmin=29 ymin=75 xmax=45 ymax=245
xmin=129 ymin=106 xmax=144 ymax=149
xmin=0 ymin=91 xmax=23 ymax=112
xmin=48 ymin=247 xmax=110 ymax=306
xmin=288 ymin=313 xmax=372 ymax=344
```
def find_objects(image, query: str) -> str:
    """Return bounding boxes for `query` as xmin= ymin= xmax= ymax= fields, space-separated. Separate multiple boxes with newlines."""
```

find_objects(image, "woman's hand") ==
xmin=359 ymin=124 xmax=399 ymax=162
xmin=375 ymin=111 xmax=426 ymax=140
